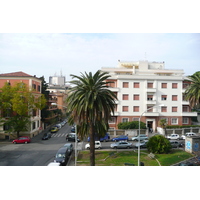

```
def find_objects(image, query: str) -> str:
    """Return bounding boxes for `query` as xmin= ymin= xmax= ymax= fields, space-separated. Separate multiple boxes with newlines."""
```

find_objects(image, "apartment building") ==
xmin=0 ymin=71 xmax=42 ymax=139
xmin=101 ymin=60 xmax=197 ymax=131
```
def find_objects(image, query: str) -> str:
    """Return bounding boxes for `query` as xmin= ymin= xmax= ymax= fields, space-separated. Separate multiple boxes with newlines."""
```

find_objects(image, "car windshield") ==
xmin=56 ymin=153 xmax=65 ymax=158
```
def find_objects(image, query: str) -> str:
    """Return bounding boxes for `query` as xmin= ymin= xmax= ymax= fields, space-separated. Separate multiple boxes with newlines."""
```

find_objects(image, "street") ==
xmin=0 ymin=123 xmax=73 ymax=166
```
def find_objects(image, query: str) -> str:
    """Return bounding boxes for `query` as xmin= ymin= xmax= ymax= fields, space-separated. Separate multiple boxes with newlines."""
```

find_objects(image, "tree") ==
xmin=147 ymin=135 xmax=172 ymax=154
xmin=0 ymin=82 xmax=46 ymax=138
xmin=159 ymin=119 xmax=168 ymax=136
xmin=184 ymin=71 xmax=200 ymax=109
xmin=118 ymin=121 xmax=146 ymax=129
xmin=66 ymin=70 xmax=117 ymax=166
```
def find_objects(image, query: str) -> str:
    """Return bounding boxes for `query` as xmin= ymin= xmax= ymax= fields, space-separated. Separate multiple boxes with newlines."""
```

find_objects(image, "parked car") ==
xmin=54 ymin=147 xmax=70 ymax=166
xmin=170 ymin=140 xmax=184 ymax=148
xmin=12 ymin=136 xmax=31 ymax=144
xmin=87 ymin=133 xmax=110 ymax=142
xmin=181 ymin=132 xmax=197 ymax=140
xmin=54 ymin=124 xmax=62 ymax=129
xmin=110 ymin=141 xmax=133 ymax=149
xmin=42 ymin=132 xmax=51 ymax=140
xmin=111 ymin=135 xmax=129 ymax=142
xmin=63 ymin=143 xmax=73 ymax=155
xmin=71 ymin=126 xmax=75 ymax=133
xmin=134 ymin=140 xmax=148 ymax=148
xmin=66 ymin=133 xmax=80 ymax=142
xmin=132 ymin=134 xmax=148 ymax=141
xmin=85 ymin=141 xmax=102 ymax=150
xmin=50 ymin=126 xmax=58 ymax=133
xmin=167 ymin=134 xmax=180 ymax=140
xmin=47 ymin=162 xmax=61 ymax=166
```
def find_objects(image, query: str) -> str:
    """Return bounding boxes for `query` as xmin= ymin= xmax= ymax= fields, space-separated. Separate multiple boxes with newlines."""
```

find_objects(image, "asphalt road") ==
xmin=0 ymin=123 xmax=73 ymax=166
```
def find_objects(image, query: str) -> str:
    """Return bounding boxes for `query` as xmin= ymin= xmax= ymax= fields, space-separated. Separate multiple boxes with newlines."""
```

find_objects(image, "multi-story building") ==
xmin=0 ymin=71 xmax=43 ymax=139
xmin=101 ymin=60 xmax=197 ymax=131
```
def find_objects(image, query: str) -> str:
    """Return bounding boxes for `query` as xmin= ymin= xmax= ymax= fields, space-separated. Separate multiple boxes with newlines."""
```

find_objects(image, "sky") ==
xmin=0 ymin=33 xmax=200 ymax=82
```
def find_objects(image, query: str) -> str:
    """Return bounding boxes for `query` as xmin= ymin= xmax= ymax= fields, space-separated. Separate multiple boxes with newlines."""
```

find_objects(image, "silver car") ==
xmin=132 ymin=134 xmax=148 ymax=141
xmin=110 ymin=141 xmax=133 ymax=149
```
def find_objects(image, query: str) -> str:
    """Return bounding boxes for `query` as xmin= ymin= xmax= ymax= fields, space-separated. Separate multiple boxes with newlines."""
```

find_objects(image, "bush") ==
xmin=147 ymin=135 xmax=172 ymax=154
xmin=117 ymin=121 xmax=146 ymax=129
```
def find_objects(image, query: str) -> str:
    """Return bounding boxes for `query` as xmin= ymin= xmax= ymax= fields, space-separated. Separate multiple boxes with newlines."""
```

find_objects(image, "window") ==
xmin=172 ymin=107 xmax=178 ymax=112
xmin=161 ymin=95 xmax=167 ymax=100
xmin=147 ymin=82 xmax=153 ymax=88
xmin=133 ymin=94 xmax=139 ymax=100
xmin=133 ymin=106 xmax=139 ymax=112
xmin=32 ymin=84 xmax=36 ymax=90
xmin=183 ymin=117 xmax=189 ymax=124
xmin=172 ymin=95 xmax=178 ymax=101
xmin=161 ymin=83 xmax=167 ymax=88
xmin=147 ymin=95 xmax=153 ymax=101
xmin=133 ymin=118 xmax=139 ymax=121
xmin=172 ymin=83 xmax=178 ymax=89
xmin=133 ymin=82 xmax=140 ymax=88
xmin=183 ymin=105 xmax=190 ymax=112
xmin=37 ymin=85 xmax=41 ymax=92
xmin=171 ymin=118 xmax=178 ymax=124
xmin=122 ymin=94 xmax=129 ymax=100
xmin=122 ymin=106 xmax=128 ymax=112
xmin=32 ymin=121 xmax=36 ymax=130
xmin=109 ymin=117 xmax=116 ymax=124
xmin=147 ymin=106 xmax=153 ymax=112
xmin=123 ymin=82 xmax=129 ymax=88
xmin=122 ymin=118 xmax=129 ymax=123
xmin=161 ymin=106 xmax=167 ymax=112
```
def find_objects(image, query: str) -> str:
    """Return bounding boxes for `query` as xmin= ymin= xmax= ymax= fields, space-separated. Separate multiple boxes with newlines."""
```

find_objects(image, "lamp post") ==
xmin=51 ymin=103 xmax=77 ymax=166
xmin=138 ymin=104 xmax=164 ymax=166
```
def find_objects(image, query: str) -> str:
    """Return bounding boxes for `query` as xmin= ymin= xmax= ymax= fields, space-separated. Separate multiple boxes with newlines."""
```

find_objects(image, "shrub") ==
xmin=117 ymin=121 xmax=146 ymax=129
xmin=147 ymin=135 xmax=172 ymax=154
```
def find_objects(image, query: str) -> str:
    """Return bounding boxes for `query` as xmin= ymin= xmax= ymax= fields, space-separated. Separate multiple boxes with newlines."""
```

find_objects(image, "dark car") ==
xmin=111 ymin=135 xmax=129 ymax=142
xmin=87 ymin=133 xmax=110 ymax=142
xmin=66 ymin=133 xmax=80 ymax=142
xmin=54 ymin=147 xmax=70 ymax=166
xmin=71 ymin=126 xmax=75 ymax=133
xmin=63 ymin=143 xmax=73 ymax=155
xmin=42 ymin=132 xmax=51 ymax=140
xmin=170 ymin=140 xmax=184 ymax=148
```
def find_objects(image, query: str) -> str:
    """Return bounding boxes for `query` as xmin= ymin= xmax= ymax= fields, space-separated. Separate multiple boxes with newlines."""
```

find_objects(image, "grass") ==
xmin=77 ymin=149 xmax=194 ymax=166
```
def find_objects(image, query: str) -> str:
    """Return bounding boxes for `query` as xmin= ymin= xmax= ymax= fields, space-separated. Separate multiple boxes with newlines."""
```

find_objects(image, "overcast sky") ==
xmin=0 ymin=33 xmax=199 ymax=82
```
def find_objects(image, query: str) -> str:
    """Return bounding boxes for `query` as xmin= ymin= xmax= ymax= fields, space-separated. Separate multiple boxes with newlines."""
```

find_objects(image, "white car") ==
xmin=167 ymin=134 xmax=180 ymax=140
xmin=85 ymin=141 xmax=102 ymax=149
xmin=181 ymin=132 xmax=197 ymax=140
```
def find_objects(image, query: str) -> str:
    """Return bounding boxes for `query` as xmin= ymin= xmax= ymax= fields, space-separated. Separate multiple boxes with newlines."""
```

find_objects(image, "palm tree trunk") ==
xmin=89 ymin=123 xmax=95 ymax=166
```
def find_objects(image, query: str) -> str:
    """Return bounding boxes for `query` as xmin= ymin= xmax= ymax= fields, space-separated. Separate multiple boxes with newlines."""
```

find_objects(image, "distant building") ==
xmin=0 ymin=71 xmax=42 ymax=139
xmin=49 ymin=73 xmax=65 ymax=86
xmin=101 ymin=60 xmax=197 ymax=131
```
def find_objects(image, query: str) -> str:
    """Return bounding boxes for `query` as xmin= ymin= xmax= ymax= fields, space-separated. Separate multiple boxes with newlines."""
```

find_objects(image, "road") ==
xmin=0 ymin=123 xmax=73 ymax=166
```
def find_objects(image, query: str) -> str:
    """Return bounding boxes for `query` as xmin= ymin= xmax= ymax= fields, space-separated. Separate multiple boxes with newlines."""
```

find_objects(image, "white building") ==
xmin=101 ymin=60 xmax=197 ymax=131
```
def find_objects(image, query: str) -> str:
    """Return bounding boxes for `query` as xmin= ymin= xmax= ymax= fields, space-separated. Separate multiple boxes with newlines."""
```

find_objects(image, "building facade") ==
xmin=101 ymin=60 xmax=197 ymax=131
xmin=0 ymin=71 xmax=43 ymax=139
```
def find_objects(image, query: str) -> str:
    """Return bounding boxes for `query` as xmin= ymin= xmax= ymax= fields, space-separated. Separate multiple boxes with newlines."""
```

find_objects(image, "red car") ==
xmin=12 ymin=136 xmax=31 ymax=144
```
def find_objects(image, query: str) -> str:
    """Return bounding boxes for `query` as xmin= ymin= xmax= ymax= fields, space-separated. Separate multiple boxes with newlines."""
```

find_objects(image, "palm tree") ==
xmin=66 ymin=70 xmax=117 ymax=166
xmin=184 ymin=71 xmax=200 ymax=109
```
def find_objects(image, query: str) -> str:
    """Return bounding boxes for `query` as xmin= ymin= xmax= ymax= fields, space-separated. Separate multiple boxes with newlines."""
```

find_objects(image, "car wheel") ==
xmin=114 ymin=146 xmax=117 ymax=149
xmin=25 ymin=141 xmax=27 ymax=144
xmin=87 ymin=147 xmax=90 ymax=150
xmin=127 ymin=146 xmax=130 ymax=149
xmin=14 ymin=142 xmax=17 ymax=144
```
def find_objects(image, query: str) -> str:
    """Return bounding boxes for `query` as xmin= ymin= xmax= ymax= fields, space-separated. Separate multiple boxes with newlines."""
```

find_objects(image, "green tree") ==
xmin=0 ymin=82 xmax=46 ymax=138
xmin=66 ymin=70 xmax=117 ymax=166
xmin=147 ymin=135 xmax=172 ymax=154
xmin=184 ymin=71 xmax=200 ymax=109
xmin=159 ymin=119 xmax=168 ymax=136
xmin=118 ymin=121 xmax=146 ymax=129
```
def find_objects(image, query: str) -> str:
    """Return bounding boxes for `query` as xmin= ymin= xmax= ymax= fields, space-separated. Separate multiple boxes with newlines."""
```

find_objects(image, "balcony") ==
xmin=146 ymin=100 xmax=157 ymax=105
xmin=181 ymin=112 xmax=197 ymax=117
xmin=143 ymin=112 xmax=160 ymax=117
xmin=145 ymin=88 xmax=156 ymax=93
xmin=108 ymin=87 xmax=119 ymax=92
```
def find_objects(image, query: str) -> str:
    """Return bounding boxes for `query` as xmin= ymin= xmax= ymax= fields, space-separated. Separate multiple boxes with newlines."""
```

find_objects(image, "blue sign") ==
xmin=194 ymin=143 xmax=199 ymax=152
xmin=186 ymin=141 xmax=191 ymax=150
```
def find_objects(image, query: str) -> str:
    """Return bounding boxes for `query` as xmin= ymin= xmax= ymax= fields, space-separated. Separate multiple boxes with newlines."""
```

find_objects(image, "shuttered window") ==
xmin=133 ymin=82 xmax=140 ymax=88
xmin=172 ymin=107 xmax=178 ymax=112
xmin=133 ymin=106 xmax=139 ymax=112
xmin=133 ymin=94 xmax=139 ymax=100
xmin=161 ymin=106 xmax=167 ymax=112
xmin=161 ymin=83 xmax=167 ymax=88
xmin=172 ymin=95 xmax=178 ymax=101
xmin=122 ymin=94 xmax=129 ymax=100
xmin=122 ymin=106 xmax=128 ymax=112
xmin=123 ymin=82 xmax=129 ymax=88
xmin=172 ymin=83 xmax=178 ymax=88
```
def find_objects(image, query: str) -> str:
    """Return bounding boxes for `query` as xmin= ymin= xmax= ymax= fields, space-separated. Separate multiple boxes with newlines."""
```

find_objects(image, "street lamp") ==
xmin=138 ymin=104 xmax=165 ymax=166
xmin=51 ymin=103 xmax=77 ymax=166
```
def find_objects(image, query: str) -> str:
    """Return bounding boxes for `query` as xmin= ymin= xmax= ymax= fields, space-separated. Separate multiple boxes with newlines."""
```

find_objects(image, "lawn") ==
xmin=76 ymin=149 xmax=194 ymax=166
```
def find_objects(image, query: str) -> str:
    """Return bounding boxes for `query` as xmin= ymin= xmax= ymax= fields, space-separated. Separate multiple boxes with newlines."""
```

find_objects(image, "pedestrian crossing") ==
xmin=51 ymin=133 xmax=68 ymax=138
